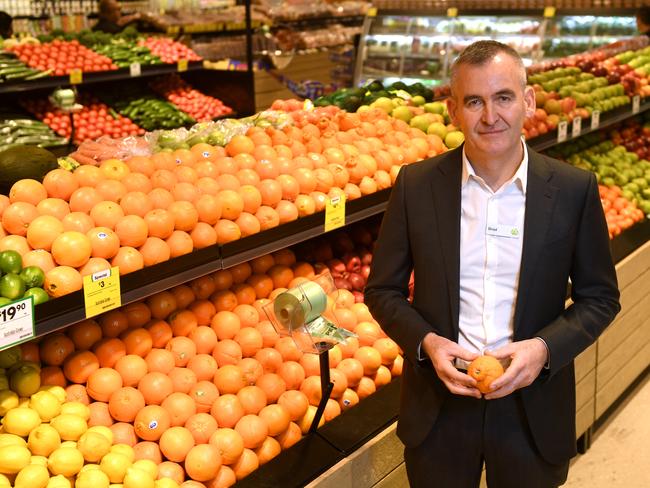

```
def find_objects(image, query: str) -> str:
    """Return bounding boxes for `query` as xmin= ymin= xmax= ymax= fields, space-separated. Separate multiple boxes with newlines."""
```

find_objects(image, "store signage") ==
xmin=129 ymin=62 xmax=141 ymax=77
xmin=69 ymin=69 xmax=82 ymax=85
xmin=572 ymin=116 xmax=581 ymax=139
xmin=83 ymin=267 xmax=121 ymax=318
xmin=557 ymin=121 xmax=568 ymax=143
xmin=447 ymin=8 xmax=458 ymax=18
xmin=325 ymin=195 xmax=346 ymax=232
xmin=591 ymin=111 xmax=600 ymax=130
xmin=177 ymin=59 xmax=188 ymax=72
xmin=633 ymin=96 xmax=640 ymax=114
xmin=0 ymin=297 xmax=34 ymax=350
xmin=543 ymin=7 xmax=556 ymax=18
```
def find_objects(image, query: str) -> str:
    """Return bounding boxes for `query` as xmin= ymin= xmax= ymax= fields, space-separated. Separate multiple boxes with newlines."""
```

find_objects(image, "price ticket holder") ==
xmin=264 ymin=272 xmax=355 ymax=432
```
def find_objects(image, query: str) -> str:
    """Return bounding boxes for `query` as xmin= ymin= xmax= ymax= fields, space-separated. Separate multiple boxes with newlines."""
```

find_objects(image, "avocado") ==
xmin=0 ymin=145 xmax=58 ymax=193
xmin=366 ymin=80 xmax=385 ymax=92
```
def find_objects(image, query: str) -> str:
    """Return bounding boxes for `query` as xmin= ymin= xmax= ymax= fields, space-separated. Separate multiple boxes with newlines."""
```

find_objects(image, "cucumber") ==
xmin=5 ymin=70 xmax=40 ymax=80
xmin=24 ymin=69 xmax=53 ymax=80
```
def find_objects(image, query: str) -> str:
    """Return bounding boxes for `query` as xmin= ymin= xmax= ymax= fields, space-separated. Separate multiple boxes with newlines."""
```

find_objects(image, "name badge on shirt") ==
xmin=486 ymin=224 xmax=521 ymax=239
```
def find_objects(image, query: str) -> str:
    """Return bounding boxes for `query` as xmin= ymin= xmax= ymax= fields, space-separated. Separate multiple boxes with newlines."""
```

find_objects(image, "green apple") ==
xmin=424 ymin=101 xmax=446 ymax=115
xmin=411 ymin=95 xmax=426 ymax=106
xmin=410 ymin=114 xmax=431 ymax=132
xmin=445 ymin=131 xmax=465 ymax=149
xmin=391 ymin=105 xmax=413 ymax=123
xmin=427 ymin=122 xmax=448 ymax=139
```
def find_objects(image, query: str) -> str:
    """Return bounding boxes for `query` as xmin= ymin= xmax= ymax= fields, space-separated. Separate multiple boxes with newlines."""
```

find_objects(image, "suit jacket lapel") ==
xmin=431 ymin=147 xmax=463 ymax=339
xmin=513 ymin=149 xmax=559 ymax=339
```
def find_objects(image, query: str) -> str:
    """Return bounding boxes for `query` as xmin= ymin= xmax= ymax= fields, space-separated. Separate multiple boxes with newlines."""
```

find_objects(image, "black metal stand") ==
xmin=309 ymin=342 xmax=335 ymax=433
xmin=577 ymin=426 xmax=593 ymax=454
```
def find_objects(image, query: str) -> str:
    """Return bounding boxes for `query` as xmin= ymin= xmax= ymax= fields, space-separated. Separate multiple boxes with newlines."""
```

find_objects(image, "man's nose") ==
xmin=481 ymin=102 xmax=498 ymax=125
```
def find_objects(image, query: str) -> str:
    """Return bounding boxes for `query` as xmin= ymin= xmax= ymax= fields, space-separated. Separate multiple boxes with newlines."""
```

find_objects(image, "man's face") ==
xmin=105 ymin=1 xmax=121 ymax=22
xmin=446 ymin=54 xmax=535 ymax=158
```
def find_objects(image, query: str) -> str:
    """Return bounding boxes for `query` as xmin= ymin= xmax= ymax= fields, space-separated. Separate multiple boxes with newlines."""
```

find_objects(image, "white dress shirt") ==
xmin=456 ymin=141 xmax=528 ymax=365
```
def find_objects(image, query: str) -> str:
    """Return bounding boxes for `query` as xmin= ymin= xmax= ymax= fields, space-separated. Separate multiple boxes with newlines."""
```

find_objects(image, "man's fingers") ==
xmin=485 ymin=345 xmax=515 ymax=361
xmin=448 ymin=343 xmax=480 ymax=363
xmin=488 ymin=359 xmax=522 ymax=390
xmin=444 ymin=380 xmax=482 ymax=398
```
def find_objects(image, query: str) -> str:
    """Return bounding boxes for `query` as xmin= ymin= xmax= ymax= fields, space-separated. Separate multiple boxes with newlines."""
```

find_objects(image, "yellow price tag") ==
xmin=83 ymin=267 xmax=121 ymax=318
xmin=177 ymin=59 xmax=188 ymax=72
xmin=447 ymin=8 xmax=458 ymax=18
xmin=303 ymin=99 xmax=314 ymax=111
xmin=69 ymin=69 xmax=82 ymax=85
xmin=543 ymin=6 xmax=556 ymax=18
xmin=367 ymin=7 xmax=377 ymax=17
xmin=325 ymin=195 xmax=346 ymax=233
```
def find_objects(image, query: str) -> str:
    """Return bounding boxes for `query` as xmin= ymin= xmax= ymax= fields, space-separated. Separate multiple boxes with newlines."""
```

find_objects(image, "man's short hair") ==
xmin=450 ymin=40 xmax=526 ymax=90
xmin=638 ymin=7 xmax=650 ymax=27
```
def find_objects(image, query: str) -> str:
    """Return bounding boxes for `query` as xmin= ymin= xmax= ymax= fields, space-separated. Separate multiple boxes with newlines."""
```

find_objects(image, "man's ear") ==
xmin=446 ymin=96 xmax=458 ymax=126
xmin=524 ymin=85 xmax=536 ymax=119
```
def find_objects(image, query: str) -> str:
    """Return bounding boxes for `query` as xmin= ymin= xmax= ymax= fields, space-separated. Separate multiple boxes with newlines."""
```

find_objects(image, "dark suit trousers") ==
xmin=403 ymin=393 xmax=569 ymax=488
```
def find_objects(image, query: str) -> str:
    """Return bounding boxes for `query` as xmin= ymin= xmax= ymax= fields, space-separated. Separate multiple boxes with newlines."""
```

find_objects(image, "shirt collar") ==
xmin=461 ymin=138 xmax=528 ymax=194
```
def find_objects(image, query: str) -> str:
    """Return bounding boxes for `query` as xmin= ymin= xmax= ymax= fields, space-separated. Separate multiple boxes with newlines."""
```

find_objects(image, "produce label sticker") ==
xmin=130 ymin=62 xmax=141 ymax=77
xmin=591 ymin=110 xmax=600 ymax=130
xmin=543 ymin=7 xmax=556 ymax=18
xmin=367 ymin=7 xmax=377 ymax=17
xmin=447 ymin=8 xmax=458 ymax=18
xmin=69 ymin=69 xmax=82 ymax=85
xmin=325 ymin=195 xmax=346 ymax=233
xmin=557 ymin=121 xmax=568 ymax=143
xmin=572 ymin=116 xmax=582 ymax=138
xmin=83 ymin=267 xmax=121 ymax=318
xmin=633 ymin=95 xmax=640 ymax=114
xmin=178 ymin=59 xmax=188 ymax=72
xmin=0 ymin=296 xmax=34 ymax=350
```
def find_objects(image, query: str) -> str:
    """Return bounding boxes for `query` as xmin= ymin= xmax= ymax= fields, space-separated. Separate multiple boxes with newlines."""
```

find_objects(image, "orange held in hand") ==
xmin=467 ymin=356 xmax=504 ymax=394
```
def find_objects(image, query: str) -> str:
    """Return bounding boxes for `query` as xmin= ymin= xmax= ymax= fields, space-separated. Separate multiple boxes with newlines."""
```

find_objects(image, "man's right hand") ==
xmin=422 ymin=332 xmax=482 ymax=398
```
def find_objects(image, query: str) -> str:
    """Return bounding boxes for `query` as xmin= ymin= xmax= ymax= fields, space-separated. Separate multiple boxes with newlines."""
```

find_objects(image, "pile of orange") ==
xmin=0 ymin=104 xmax=447 ymax=300
xmin=20 ymin=248 xmax=403 ymax=486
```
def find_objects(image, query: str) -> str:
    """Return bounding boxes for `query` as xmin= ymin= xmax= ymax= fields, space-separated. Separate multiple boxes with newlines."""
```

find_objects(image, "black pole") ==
xmin=244 ymin=0 xmax=253 ymax=74
xmin=309 ymin=342 xmax=334 ymax=433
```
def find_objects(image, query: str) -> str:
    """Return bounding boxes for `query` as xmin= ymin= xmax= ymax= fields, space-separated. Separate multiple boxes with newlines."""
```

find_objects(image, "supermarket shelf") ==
xmin=376 ymin=8 xmax=638 ymax=17
xmin=0 ymin=61 xmax=205 ymax=94
xmin=221 ymin=189 xmax=391 ymax=269
xmin=529 ymin=99 xmax=650 ymax=152
xmin=611 ymin=218 xmax=650 ymax=265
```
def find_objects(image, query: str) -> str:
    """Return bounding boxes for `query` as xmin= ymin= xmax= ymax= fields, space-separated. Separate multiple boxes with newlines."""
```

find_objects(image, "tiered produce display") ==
xmin=0 ymin=34 xmax=648 ymax=488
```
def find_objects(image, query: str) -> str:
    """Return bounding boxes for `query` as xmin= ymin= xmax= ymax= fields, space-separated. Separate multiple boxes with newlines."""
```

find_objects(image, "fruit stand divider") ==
xmin=0 ymin=61 xmax=206 ymax=95
xmin=376 ymin=7 xmax=639 ymax=17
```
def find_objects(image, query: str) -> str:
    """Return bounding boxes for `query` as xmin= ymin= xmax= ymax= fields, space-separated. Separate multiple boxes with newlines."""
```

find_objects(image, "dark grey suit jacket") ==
xmin=365 ymin=145 xmax=620 ymax=465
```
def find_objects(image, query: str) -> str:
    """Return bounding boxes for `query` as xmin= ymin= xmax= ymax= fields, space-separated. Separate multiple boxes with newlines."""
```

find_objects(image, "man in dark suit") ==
xmin=365 ymin=40 xmax=620 ymax=487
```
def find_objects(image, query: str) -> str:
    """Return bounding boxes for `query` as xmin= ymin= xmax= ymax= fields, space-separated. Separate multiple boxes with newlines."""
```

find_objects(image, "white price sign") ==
xmin=591 ymin=110 xmax=600 ymax=130
xmin=557 ymin=121 xmax=568 ymax=143
xmin=632 ymin=95 xmax=640 ymax=114
xmin=0 ymin=297 xmax=34 ymax=349
xmin=129 ymin=62 xmax=141 ymax=77
xmin=572 ymin=116 xmax=582 ymax=138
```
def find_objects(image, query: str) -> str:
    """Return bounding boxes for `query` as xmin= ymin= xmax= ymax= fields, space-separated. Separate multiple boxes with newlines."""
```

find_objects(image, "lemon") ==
xmin=154 ymin=479 xmax=179 ymax=488
xmin=10 ymin=366 xmax=41 ymax=397
xmin=0 ymin=376 xmax=8 ymax=391
xmin=75 ymin=468 xmax=110 ymax=488
xmin=0 ymin=474 xmax=10 ymax=486
xmin=131 ymin=460 xmax=157 ymax=479
xmin=123 ymin=468 xmax=154 ymax=488
xmin=60 ymin=402 xmax=90 ymax=421
xmin=0 ymin=444 xmax=31 ymax=474
xmin=109 ymin=485 xmax=123 ymax=488
xmin=0 ymin=433 xmax=27 ymax=448
xmin=109 ymin=445 xmax=134 ymax=463
xmin=30 ymin=391 xmax=62 ymax=421
xmin=60 ymin=441 xmax=78 ymax=449
xmin=30 ymin=456 xmax=48 ymax=466
xmin=0 ymin=347 xmax=21 ymax=369
xmin=2 ymin=406 xmax=41 ymax=436
xmin=99 ymin=452 xmax=131 ymax=483
xmin=50 ymin=414 xmax=87 ymax=441
xmin=0 ymin=390 xmax=19 ymax=415
xmin=46 ymin=474 xmax=71 ymax=488
xmin=78 ymin=431 xmax=111 ymax=463
xmin=27 ymin=424 xmax=61 ymax=457
xmin=39 ymin=386 xmax=66 ymax=404
xmin=14 ymin=463 xmax=49 ymax=488
xmin=47 ymin=447 xmax=84 ymax=477
xmin=79 ymin=464 xmax=100 ymax=473
xmin=18 ymin=397 xmax=31 ymax=407
xmin=87 ymin=426 xmax=113 ymax=445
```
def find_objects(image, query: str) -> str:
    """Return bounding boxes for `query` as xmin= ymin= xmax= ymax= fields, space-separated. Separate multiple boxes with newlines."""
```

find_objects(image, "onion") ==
xmin=352 ymin=291 xmax=365 ymax=303
xmin=361 ymin=264 xmax=371 ymax=280
xmin=348 ymin=272 xmax=365 ymax=292
xmin=326 ymin=259 xmax=346 ymax=277
xmin=343 ymin=253 xmax=361 ymax=273
xmin=334 ymin=277 xmax=352 ymax=291
xmin=333 ymin=233 xmax=355 ymax=254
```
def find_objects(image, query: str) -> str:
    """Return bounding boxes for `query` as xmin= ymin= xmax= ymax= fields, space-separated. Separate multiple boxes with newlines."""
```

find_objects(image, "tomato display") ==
xmin=8 ymin=39 xmax=117 ymax=76
xmin=139 ymin=37 xmax=202 ymax=64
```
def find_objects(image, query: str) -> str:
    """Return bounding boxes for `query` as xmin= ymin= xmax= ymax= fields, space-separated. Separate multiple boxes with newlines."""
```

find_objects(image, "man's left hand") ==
xmin=483 ymin=339 xmax=548 ymax=400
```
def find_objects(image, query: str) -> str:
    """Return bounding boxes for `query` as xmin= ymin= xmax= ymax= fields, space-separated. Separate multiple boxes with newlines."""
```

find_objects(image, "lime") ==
xmin=20 ymin=267 xmax=44 ymax=288
xmin=24 ymin=288 xmax=49 ymax=305
xmin=0 ymin=274 xmax=26 ymax=300
xmin=0 ymin=251 xmax=22 ymax=275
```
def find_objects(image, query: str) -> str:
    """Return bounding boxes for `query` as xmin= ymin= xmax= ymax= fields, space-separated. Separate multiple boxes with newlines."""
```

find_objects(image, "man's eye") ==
xmin=467 ymin=99 xmax=482 ymax=107
xmin=498 ymin=95 xmax=512 ymax=102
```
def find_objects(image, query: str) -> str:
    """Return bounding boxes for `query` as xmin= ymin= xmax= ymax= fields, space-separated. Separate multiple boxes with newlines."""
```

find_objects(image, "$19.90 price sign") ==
xmin=0 ymin=296 xmax=35 ymax=350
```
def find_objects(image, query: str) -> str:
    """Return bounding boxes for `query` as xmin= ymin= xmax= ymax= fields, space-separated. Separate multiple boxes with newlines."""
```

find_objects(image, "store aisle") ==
xmin=563 ymin=370 xmax=650 ymax=487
